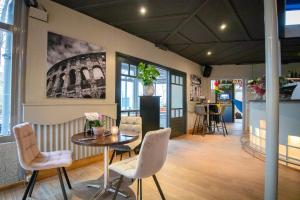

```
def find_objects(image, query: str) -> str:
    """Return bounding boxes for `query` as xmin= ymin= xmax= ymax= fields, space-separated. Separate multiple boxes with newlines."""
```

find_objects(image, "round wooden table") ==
xmin=71 ymin=132 xmax=138 ymax=199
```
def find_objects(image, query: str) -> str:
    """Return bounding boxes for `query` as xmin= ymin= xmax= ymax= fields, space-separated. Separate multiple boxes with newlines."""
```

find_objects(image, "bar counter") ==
xmin=249 ymin=100 xmax=300 ymax=169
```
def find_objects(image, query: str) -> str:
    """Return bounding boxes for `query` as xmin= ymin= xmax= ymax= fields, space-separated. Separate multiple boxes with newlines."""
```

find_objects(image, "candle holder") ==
xmin=111 ymin=126 xmax=119 ymax=135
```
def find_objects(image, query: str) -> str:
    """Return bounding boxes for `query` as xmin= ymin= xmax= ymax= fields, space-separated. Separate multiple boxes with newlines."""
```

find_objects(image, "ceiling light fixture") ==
xmin=139 ymin=6 xmax=147 ymax=15
xmin=220 ymin=23 xmax=227 ymax=31
xmin=207 ymin=51 xmax=212 ymax=56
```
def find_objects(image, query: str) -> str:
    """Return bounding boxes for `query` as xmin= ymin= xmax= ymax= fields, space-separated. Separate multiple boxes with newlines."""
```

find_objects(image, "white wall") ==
xmin=25 ymin=0 xmax=201 ymax=130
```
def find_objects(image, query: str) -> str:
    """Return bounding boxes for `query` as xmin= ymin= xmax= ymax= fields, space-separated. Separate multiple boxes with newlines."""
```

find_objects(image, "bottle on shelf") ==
xmin=287 ymin=70 xmax=292 ymax=78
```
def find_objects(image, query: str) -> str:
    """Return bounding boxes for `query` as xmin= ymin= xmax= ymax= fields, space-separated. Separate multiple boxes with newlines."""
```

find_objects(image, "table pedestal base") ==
xmin=90 ymin=146 xmax=129 ymax=199
xmin=90 ymin=185 xmax=129 ymax=199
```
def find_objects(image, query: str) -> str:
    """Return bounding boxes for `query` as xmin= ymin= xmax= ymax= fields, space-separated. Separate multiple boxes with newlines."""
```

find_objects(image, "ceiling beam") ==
xmin=160 ymin=0 xmax=210 ymax=44
xmin=111 ymin=13 xmax=189 ymax=26
xmin=74 ymin=0 xmax=129 ymax=10
xmin=223 ymin=0 xmax=253 ymax=40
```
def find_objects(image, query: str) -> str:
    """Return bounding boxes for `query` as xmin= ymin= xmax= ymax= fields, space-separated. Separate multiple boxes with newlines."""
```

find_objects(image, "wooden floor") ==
xmin=1 ymin=122 xmax=300 ymax=200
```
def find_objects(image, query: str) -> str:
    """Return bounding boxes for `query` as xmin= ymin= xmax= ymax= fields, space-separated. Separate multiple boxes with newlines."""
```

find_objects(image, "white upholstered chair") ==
xmin=110 ymin=128 xmax=171 ymax=200
xmin=13 ymin=122 xmax=73 ymax=200
xmin=110 ymin=116 xmax=142 ymax=164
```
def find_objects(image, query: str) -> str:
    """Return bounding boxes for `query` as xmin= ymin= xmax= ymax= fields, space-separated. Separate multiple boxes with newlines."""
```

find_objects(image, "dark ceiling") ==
xmin=51 ymin=0 xmax=300 ymax=65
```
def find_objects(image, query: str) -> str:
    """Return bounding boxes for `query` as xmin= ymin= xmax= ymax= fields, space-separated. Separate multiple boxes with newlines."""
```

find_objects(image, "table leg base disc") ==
xmin=90 ymin=186 xmax=130 ymax=200
xmin=108 ymin=187 xmax=130 ymax=198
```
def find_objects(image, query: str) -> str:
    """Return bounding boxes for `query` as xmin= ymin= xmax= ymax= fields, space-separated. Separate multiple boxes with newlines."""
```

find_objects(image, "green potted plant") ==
xmin=137 ymin=62 xmax=160 ymax=96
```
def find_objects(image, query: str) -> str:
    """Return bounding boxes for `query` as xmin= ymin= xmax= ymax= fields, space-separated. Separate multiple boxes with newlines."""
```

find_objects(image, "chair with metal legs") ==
xmin=210 ymin=105 xmax=228 ymax=136
xmin=13 ymin=122 xmax=73 ymax=200
xmin=192 ymin=104 xmax=207 ymax=134
xmin=110 ymin=128 xmax=171 ymax=200
xmin=109 ymin=116 xmax=142 ymax=164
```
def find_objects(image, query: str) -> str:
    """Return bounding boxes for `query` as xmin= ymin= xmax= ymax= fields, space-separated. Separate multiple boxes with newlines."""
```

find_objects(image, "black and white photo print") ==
xmin=46 ymin=32 xmax=106 ymax=99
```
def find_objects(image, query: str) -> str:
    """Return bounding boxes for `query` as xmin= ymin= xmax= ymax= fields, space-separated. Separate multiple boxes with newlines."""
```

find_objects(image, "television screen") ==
xmin=220 ymin=93 xmax=230 ymax=100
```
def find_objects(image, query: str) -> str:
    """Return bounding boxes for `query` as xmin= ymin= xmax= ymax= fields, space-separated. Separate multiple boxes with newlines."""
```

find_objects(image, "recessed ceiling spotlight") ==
xmin=139 ymin=6 xmax=147 ymax=15
xmin=207 ymin=51 xmax=212 ymax=56
xmin=220 ymin=23 xmax=227 ymax=31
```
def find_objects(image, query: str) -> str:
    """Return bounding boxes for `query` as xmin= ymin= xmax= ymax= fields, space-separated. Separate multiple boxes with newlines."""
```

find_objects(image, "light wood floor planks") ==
xmin=1 ymin=123 xmax=300 ymax=200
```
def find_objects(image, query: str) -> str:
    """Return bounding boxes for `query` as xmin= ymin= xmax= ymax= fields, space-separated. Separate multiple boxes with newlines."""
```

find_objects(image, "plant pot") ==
xmin=92 ymin=127 xmax=105 ymax=136
xmin=143 ymin=84 xmax=155 ymax=96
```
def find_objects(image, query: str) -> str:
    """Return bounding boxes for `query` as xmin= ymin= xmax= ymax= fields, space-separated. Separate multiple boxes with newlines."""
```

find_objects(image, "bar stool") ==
xmin=210 ymin=105 xmax=228 ymax=136
xmin=192 ymin=104 xmax=207 ymax=134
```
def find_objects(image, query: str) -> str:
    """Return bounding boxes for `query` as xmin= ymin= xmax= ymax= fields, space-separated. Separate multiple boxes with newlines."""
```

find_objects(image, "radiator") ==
xmin=0 ymin=142 xmax=23 ymax=184
xmin=32 ymin=116 xmax=116 ymax=160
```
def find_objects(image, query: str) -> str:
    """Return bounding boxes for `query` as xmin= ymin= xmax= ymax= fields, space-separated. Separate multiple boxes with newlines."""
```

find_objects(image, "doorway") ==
xmin=115 ymin=53 xmax=187 ymax=137
xmin=210 ymin=79 xmax=244 ymax=135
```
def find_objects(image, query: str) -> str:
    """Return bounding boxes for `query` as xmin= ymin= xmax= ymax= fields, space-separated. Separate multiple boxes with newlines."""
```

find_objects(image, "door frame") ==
xmin=169 ymin=69 xmax=187 ymax=138
xmin=115 ymin=52 xmax=187 ymax=136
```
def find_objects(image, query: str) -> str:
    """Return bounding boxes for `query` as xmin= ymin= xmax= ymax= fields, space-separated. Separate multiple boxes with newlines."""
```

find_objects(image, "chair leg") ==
xmin=196 ymin=115 xmax=201 ymax=134
xmin=129 ymin=150 xmax=131 ymax=157
xmin=137 ymin=179 xmax=140 ymax=200
xmin=57 ymin=168 xmax=68 ymax=200
xmin=220 ymin=117 xmax=226 ymax=136
xmin=152 ymin=175 xmax=166 ymax=200
xmin=216 ymin=121 xmax=220 ymax=132
xmin=202 ymin=118 xmax=206 ymax=134
xmin=139 ymin=179 xmax=143 ymax=200
xmin=112 ymin=175 xmax=123 ymax=200
xmin=192 ymin=114 xmax=198 ymax=134
xmin=28 ymin=170 xmax=39 ymax=197
xmin=222 ymin=116 xmax=228 ymax=135
xmin=120 ymin=152 xmax=123 ymax=160
xmin=109 ymin=150 xmax=116 ymax=164
xmin=22 ymin=170 xmax=38 ymax=200
xmin=62 ymin=167 xmax=72 ymax=189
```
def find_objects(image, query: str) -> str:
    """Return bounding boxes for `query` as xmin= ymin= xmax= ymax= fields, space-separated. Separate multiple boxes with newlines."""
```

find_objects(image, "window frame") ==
xmin=0 ymin=0 xmax=26 ymax=142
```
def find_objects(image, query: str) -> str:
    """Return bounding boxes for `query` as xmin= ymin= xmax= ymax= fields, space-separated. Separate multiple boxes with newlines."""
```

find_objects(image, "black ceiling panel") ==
xmin=116 ymin=17 xmax=183 ymax=34
xmin=52 ymin=0 xmax=300 ymax=65
xmin=165 ymin=33 xmax=192 ymax=45
xmin=196 ymin=0 xmax=250 ymax=41
xmin=179 ymin=18 xmax=218 ymax=43
xmin=231 ymin=0 xmax=264 ymax=39
xmin=136 ymin=32 xmax=169 ymax=44
xmin=77 ymin=0 xmax=201 ymax=24
xmin=168 ymin=44 xmax=190 ymax=53
xmin=178 ymin=44 xmax=213 ymax=60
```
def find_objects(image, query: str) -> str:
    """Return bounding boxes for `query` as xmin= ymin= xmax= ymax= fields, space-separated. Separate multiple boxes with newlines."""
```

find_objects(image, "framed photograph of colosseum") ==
xmin=47 ymin=32 xmax=106 ymax=99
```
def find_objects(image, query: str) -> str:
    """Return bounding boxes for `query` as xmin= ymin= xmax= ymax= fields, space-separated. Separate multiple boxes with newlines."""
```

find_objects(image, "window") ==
xmin=286 ymin=10 xmax=300 ymax=25
xmin=0 ymin=0 xmax=14 ymax=24
xmin=0 ymin=30 xmax=12 ymax=135
xmin=285 ymin=1 xmax=300 ymax=25
xmin=0 ymin=0 xmax=23 ymax=138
